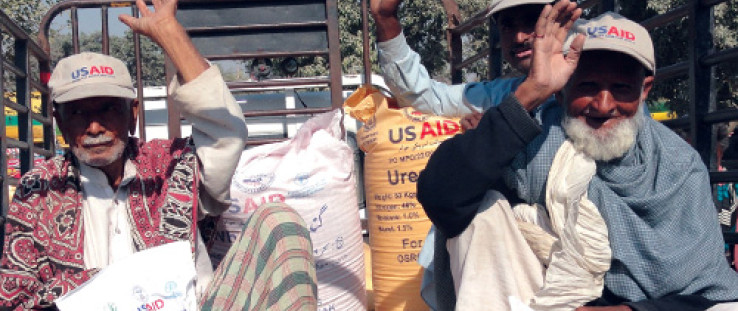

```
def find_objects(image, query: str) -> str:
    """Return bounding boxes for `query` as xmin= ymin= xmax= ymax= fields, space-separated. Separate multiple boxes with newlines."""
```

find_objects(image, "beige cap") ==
xmin=487 ymin=0 xmax=551 ymax=19
xmin=49 ymin=52 xmax=136 ymax=104
xmin=565 ymin=11 xmax=655 ymax=73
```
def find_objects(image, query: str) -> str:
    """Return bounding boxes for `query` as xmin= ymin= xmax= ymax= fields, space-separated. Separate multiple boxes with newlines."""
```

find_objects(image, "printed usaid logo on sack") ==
xmin=586 ymin=25 xmax=636 ymax=42
xmin=70 ymin=65 xmax=117 ymax=81
xmin=287 ymin=172 xmax=327 ymax=198
xmin=234 ymin=173 xmax=275 ymax=194
xmin=403 ymin=109 xmax=429 ymax=123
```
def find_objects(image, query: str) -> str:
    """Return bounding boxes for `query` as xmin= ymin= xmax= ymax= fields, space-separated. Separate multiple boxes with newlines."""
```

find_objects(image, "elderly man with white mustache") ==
xmin=417 ymin=7 xmax=738 ymax=311
xmin=0 ymin=0 xmax=318 ymax=309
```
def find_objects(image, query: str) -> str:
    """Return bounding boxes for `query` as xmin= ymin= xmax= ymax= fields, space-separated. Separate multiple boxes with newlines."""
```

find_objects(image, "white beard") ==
xmin=562 ymin=106 xmax=644 ymax=161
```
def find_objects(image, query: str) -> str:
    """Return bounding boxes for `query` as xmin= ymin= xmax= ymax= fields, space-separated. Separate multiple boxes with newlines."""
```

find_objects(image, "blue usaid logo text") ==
xmin=70 ymin=65 xmax=116 ymax=81
xmin=586 ymin=25 xmax=635 ymax=42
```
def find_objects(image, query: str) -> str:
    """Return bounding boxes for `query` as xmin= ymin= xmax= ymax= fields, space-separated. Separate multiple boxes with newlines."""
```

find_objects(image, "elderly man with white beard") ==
xmin=417 ymin=9 xmax=738 ymax=311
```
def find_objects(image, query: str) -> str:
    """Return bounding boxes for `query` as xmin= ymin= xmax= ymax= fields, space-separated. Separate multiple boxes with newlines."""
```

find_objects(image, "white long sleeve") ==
xmin=377 ymin=33 xmax=473 ymax=117
xmin=168 ymin=65 xmax=248 ymax=216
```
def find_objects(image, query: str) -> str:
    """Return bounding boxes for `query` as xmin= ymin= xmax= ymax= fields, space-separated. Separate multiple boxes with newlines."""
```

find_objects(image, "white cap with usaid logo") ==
xmin=486 ymin=0 xmax=552 ymax=20
xmin=565 ymin=11 xmax=655 ymax=73
xmin=49 ymin=52 xmax=136 ymax=104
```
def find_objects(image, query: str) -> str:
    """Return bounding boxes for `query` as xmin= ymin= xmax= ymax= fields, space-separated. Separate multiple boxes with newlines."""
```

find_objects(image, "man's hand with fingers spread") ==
xmin=513 ymin=0 xmax=584 ymax=111
xmin=118 ymin=0 xmax=208 ymax=83
xmin=118 ymin=0 xmax=179 ymax=45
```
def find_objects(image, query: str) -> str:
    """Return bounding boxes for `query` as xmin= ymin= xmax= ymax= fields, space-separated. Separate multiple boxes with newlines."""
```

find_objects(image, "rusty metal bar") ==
xmin=688 ymin=0 xmax=716 ymax=166
xmin=3 ymin=98 xmax=29 ymax=114
xmin=701 ymin=47 xmax=738 ymax=67
xmin=227 ymin=78 xmax=331 ymax=89
xmin=186 ymin=22 xmax=328 ymax=33
xmin=662 ymin=117 xmax=690 ymax=129
xmin=488 ymin=20 xmax=499 ymax=80
xmin=204 ymin=50 xmax=329 ymax=61
xmin=0 ymin=11 xmax=49 ymax=60
xmin=450 ymin=31 xmax=463 ymax=83
xmin=361 ymin=0 xmax=371 ymax=86
xmin=325 ymin=0 xmax=343 ymax=110
xmin=29 ymin=80 xmax=49 ymax=95
xmin=655 ymin=61 xmax=688 ymax=81
xmin=451 ymin=48 xmax=492 ymax=72
xmin=703 ymin=108 xmax=738 ymax=125
xmin=2 ymin=60 xmax=26 ymax=78
xmin=5 ymin=178 xmax=18 ymax=187
xmin=243 ymin=107 xmax=331 ymax=118
xmin=15 ymin=39 xmax=34 ymax=174
xmin=710 ymin=171 xmax=738 ymax=184
xmin=0 ymin=44 xmax=6 ymax=247
xmin=6 ymin=139 xmax=30 ymax=150
xmin=132 ymin=5 xmax=146 ymax=142
xmin=246 ymin=138 xmax=289 ymax=146
xmin=102 ymin=5 xmax=110 ymax=55
xmin=640 ymin=4 xmax=688 ymax=30
xmin=439 ymin=0 xmax=462 ymax=29
xmin=34 ymin=149 xmax=55 ymax=158
xmin=72 ymin=7 xmax=80 ymax=54
xmin=31 ymin=115 xmax=53 ymax=126
xmin=449 ymin=9 xmax=489 ymax=35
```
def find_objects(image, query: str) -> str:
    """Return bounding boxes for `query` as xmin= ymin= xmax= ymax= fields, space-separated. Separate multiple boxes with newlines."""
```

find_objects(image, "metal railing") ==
xmin=0 ymin=10 xmax=56 ymax=251
xmin=37 ymin=0 xmax=344 ymax=144
xmin=0 ymin=0 xmax=347 ymax=255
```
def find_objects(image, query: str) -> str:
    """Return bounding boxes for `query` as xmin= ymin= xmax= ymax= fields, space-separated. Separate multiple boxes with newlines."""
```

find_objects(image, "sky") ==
xmin=48 ymin=5 xmax=242 ymax=74
xmin=51 ymin=6 xmax=138 ymax=36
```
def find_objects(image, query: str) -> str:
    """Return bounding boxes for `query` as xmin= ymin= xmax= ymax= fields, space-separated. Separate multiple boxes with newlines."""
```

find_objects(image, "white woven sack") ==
xmin=210 ymin=109 xmax=366 ymax=311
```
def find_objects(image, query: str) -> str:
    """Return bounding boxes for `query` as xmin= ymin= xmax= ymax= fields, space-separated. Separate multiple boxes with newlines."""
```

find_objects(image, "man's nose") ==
xmin=591 ymin=90 xmax=617 ymax=116
xmin=86 ymin=118 xmax=106 ymax=135
xmin=514 ymin=26 xmax=535 ymax=42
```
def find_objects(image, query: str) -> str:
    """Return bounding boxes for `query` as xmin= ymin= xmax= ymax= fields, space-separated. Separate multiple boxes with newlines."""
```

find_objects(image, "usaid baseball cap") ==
xmin=565 ymin=12 xmax=655 ymax=73
xmin=49 ymin=52 xmax=136 ymax=104
xmin=487 ymin=0 xmax=551 ymax=20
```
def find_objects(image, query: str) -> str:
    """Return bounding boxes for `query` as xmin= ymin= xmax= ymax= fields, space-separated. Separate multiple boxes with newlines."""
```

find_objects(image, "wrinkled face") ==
xmin=54 ymin=97 xmax=139 ymax=169
xmin=560 ymin=51 xmax=654 ymax=160
xmin=496 ymin=4 xmax=544 ymax=73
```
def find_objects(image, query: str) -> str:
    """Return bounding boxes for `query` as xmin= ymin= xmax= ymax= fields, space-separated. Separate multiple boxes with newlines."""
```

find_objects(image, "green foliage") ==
xmin=617 ymin=0 xmax=738 ymax=116
xmin=48 ymin=31 xmax=165 ymax=87
xmin=0 ymin=0 xmax=53 ymax=35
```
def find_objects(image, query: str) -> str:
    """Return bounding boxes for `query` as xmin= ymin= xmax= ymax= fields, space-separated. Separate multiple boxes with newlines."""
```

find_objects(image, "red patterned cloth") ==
xmin=0 ymin=137 xmax=199 ymax=310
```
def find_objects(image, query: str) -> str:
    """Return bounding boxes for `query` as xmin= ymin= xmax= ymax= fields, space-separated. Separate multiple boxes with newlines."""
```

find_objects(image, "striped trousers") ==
xmin=200 ymin=203 xmax=318 ymax=310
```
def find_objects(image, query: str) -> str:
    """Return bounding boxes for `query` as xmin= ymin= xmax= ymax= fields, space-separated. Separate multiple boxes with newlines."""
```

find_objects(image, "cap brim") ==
xmin=487 ymin=0 xmax=551 ymax=20
xmin=54 ymin=84 xmax=136 ymax=104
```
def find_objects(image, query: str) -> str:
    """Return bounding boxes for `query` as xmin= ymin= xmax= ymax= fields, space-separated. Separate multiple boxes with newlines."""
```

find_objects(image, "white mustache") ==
xmin=82 ymin=135 xmax=113 ymax=145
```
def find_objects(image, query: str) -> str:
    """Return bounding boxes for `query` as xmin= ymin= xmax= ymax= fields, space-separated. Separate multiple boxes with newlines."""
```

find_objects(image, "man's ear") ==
xmin=641 ymin=75 xmax=654 ymax=103
xmin=129 ymin=99 xmax=140 ymax=135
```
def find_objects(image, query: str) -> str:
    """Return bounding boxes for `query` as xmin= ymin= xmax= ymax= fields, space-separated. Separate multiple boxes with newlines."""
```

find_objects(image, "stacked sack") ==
xmin=345 ymin=86 xmax=460 ymax=310
xmin=208 ymin=110 xmax=366 ymax=311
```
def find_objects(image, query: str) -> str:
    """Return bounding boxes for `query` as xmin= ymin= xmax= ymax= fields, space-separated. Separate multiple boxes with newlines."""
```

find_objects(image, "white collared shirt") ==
xmin=80 ymin=160 xmax=137 ymax=267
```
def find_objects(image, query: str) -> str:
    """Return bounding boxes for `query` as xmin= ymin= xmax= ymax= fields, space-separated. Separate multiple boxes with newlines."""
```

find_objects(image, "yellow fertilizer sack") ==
xmin=345 ymin=86 xmax=460 ymax=311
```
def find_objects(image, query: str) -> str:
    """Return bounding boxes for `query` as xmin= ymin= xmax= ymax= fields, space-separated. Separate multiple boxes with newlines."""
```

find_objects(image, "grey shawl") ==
xmin=506 ymin=102 xmax=738 ymax=302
